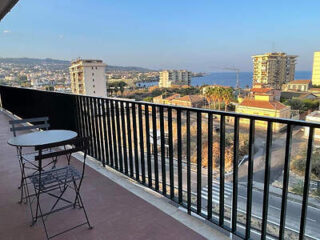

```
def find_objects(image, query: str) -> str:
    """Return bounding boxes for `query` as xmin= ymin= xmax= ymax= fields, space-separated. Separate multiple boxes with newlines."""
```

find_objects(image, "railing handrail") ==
xmin=1 ymin=84 xmax=319 ymax=240
xmin=1 ymin=85 xmax=320 ymax=128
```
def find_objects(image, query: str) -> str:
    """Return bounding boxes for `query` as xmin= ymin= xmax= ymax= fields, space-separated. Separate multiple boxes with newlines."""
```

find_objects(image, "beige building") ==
xmin=282 ymin=79 xmax=311 ymax=92
xmin=252 ymin=52 xmax=297 ymax=89
xmin=304 ymin=111 xmax=320 ymax=139
xmin=69 ymin=59 xmax=107 ymax=97
xmin=159 ymin=70 xmax=191 ymax=88
xmin=236 ymin=88 xmax=291 ymax=132
xmin=312 ymin=51 xmax=320 ymax=86
xmin=171 ymin=95 xmax=206 ymax=108
xmin=153 ymin=94 xmax=181 ymax=105
xmin=153 ymin=94 xmax=206 ymax=108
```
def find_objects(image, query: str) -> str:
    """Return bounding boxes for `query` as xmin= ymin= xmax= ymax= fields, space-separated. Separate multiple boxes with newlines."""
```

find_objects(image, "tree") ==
xmin=284 ymin=99 xmax=319 ymax=113
xmin=222 ymin=88 xmax=233 ymax=112
xmin=143 ymin=97 xmax=153 ymax=102
xmin=204 ymin=87 xmax=213 ymax=108
xmin=107 ymin=81 xmax=127 ymax=96
xmin=216 ymin=87 xmax=224 ymax=110
xmin=210 ymin=87 xmax=218 ymax=109
xmin=284 ymin=99 xmax=304 ymax=112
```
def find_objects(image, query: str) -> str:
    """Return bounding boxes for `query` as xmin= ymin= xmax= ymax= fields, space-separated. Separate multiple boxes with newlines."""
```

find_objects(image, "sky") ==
xmin=0 ymin=0 xmax=319 ymax=72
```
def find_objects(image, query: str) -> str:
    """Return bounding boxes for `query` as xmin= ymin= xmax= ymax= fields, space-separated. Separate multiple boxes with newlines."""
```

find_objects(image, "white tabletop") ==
xmin=8 ymin=130 xmax=77 ymax=147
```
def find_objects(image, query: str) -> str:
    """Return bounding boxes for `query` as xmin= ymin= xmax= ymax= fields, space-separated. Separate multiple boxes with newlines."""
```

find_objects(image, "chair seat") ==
xmin=30 ymin=166 xmax=81 ymax=190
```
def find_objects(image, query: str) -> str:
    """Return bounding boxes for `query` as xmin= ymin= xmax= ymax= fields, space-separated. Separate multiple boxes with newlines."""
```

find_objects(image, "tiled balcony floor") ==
xmin=0 ymin=111 xmax=206 ymax=240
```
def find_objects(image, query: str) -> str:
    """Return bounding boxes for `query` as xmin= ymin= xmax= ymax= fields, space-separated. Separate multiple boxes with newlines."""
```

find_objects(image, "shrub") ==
xmin=291 ymin=180 xmax=304 ymax=195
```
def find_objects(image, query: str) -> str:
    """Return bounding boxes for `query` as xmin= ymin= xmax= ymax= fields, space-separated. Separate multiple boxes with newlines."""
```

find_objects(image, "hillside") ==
xmin=0 ymin=57 xmax=154 ymax=72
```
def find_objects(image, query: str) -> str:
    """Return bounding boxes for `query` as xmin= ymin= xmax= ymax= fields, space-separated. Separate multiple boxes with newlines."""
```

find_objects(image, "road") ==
xmin=102 ymin=111 xmax=320 ymax=239
xmin=128 ymin=153 xmax=320 ymax=239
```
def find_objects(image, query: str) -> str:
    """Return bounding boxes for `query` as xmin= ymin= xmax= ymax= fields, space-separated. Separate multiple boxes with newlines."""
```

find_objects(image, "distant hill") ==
xmin=0 ymin=57 xmax=155 ymax=72
xmin=105 ymin=65 xmax=153 ymax=72
xmin=0 ymin=57 xmax=69 ymax=65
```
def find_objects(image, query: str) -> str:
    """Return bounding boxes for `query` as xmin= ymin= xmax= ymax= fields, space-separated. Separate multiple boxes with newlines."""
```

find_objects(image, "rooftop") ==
xmin=239 ymin=98 xmax=288 ymax=110
xmin=287 ymin=79 xmax=311 ymax=85
xmin=173 ymin=94 xmax=205 ymax=103
xmin=250 ymin=88 xmax=273 ymax=93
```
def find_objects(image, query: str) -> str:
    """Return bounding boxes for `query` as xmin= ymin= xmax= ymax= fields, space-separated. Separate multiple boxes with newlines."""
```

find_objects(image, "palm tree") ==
xmin=216 ymin=87 xmax=224 ymax=110
xmin=222 ymin=88 xmax=233 ymax=112
xmin=210 ymin=87 xmax=218 ymax=109
xmin=204 ymin=87 xmax=214 ymax=108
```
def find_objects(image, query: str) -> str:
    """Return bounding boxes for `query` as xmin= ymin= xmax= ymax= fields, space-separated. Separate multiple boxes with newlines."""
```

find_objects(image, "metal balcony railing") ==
xmin=0 ymin=85 xmax=319 ymax=240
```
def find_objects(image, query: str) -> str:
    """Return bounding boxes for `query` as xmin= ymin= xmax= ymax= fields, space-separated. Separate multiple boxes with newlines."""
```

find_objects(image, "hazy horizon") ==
xmin=0 ymin=56 xmax=315 ymax=73
xmin=0 ymin=0 xmax=319 ymax=72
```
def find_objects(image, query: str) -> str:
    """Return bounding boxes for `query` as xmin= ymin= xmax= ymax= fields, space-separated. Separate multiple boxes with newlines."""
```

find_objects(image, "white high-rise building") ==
xmin=69 ymin=59 xmax=107 ymax=97
xmin=159 ymin=70 xmax=191 ymax=88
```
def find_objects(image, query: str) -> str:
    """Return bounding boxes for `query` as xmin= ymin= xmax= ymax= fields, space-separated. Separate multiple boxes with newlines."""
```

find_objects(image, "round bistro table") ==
xmin=8 ymin=130 xmax=77 ymax=147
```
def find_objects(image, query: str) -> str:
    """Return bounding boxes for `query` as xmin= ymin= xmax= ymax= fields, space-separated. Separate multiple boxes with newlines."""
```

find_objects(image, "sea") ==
xmin=137 ymin=71 xmax=312 ymax=88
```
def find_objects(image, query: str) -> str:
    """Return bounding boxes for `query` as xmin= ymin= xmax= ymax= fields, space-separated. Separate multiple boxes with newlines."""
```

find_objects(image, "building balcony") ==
xmin=0 ymin=96 xmax=223 ymax=240
xmin=0 ymin=85 xmax=320 ymax=240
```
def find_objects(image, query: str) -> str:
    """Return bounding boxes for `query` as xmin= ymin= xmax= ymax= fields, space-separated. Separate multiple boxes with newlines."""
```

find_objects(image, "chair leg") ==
xmin=72 ymin=180 xmax=92 ymax=229
xmin=18 ymin=160 xmax=26 ymax=203
xmin=24 ymin=178 xmax=36 ymax=226
xmin=77 ymin=192 xmax=93 ymax=229
xmin=72 ymin=179 xmax=81 ymax=208
xmin=36 ymin=195 xmax=50 ymax=240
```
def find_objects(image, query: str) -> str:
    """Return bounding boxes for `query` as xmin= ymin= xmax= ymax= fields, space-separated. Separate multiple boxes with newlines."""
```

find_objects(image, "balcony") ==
xmin=0 ymin=93 xmax=224 ymax=240
xmin=0 ymin=85 xmax=320 ymax=240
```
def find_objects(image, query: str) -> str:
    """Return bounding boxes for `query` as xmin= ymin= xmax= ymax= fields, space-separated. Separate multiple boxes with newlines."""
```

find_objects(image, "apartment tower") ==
xmin=252 ymin=52 xmax=297 ymax=89
xmin=159 ymin=70 xmax=191 ymax=88
xmin=312 ymin=51 xmax=320 ymax=86
xmin=69 ymin=59 xmax=107 ymax=97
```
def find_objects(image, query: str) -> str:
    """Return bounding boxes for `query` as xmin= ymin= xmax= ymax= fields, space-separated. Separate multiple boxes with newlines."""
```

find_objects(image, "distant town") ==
xmin=1 ymin=51 xmax=320 ymax=133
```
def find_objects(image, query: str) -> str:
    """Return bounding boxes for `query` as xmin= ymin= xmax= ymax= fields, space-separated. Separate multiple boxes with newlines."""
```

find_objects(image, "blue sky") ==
xmin=0 ymin=0 xmax=319 ymax=72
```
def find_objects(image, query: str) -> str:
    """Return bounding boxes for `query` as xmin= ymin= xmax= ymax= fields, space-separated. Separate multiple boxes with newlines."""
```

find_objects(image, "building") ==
xmin=309 ymin=88 xmax=320 ymax=97
xmin=171 ymin=95 xmax=206 ymax=108
xmin=304 ymin=111 xmax=320 ymax=139
xmin=236 ymin=88 xmax=291 ymax=131
xmin=281 ymin=91 xmax=317 ymax=101
xmin=69 ymin=59 xmax=107 ymax=97
xmin=153 ymin=94 xmax=181 ymax=105
xmin=153 ymin=94 xmax=206 ymax=107
xmin=159 ymin=70 xmax=191 ymax=88
xmin=252 ymin=52 xmax=297 ymax=89
xmin=282 ymin=79 xmax=311 ymax=92
xmin=312 ymin=51 xmax=320 ymax=86
xmin=250 ymin=86 xmax=281 ymax=101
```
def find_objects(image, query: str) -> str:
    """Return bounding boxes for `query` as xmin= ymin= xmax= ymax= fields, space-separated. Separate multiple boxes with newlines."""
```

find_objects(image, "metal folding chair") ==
xmin=9 ymin=117 xmax=53 ymax=203
xmin=27 ymin=137 xmax=92 ymax=239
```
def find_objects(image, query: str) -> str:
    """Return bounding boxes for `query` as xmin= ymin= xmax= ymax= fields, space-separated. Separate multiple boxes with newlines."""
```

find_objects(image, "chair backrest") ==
xmin=9 ymin=117 xmax=50 ymax=137
xmin=35 ymin=137 xmax=89 ymax=161
xmin=35 ymin=137 xmax=90 ymax=190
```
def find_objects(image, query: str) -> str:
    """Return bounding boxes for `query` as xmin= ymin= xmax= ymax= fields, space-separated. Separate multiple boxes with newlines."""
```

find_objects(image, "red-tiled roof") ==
xmin=288 ymin=79 xmax=311 ymax=84
xmin=173 ymin=95 xmax=204 ymax=103
xmin=165 ymin=94 xmax=180 ymax=100
xmin=251 ymin=88 xmax=273 ymax=93
xmin=239 ymin=99 xmax=288 ymax=110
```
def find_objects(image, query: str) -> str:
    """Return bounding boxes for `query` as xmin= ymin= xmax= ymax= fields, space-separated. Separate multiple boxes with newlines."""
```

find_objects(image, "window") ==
xmin=95 ymin=67 xmax=97 ymax=69
xmin=93 ymin=85 xmax=95 ymax=88
xmin=92 ymin=78 xmax=94 ymax=82
xmin=92 ymin=73 xmax=94 ymax=76
xmin=93 ymin=91 xmax=96 ymax=94
xmin=92 ymin=67 xmax=93 ymax=70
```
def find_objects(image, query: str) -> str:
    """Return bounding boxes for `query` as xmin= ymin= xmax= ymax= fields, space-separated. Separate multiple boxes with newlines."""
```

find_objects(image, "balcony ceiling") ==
xmin=0 ymin=0 xmax=19 ymax=21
